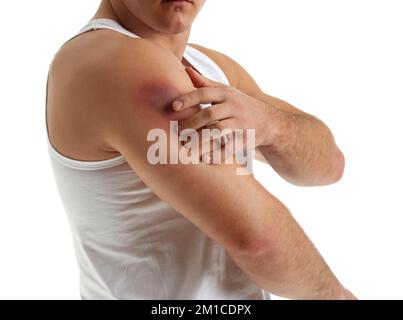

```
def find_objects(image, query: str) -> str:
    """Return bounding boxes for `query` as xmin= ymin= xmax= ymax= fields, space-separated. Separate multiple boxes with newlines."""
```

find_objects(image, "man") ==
xmin=46 ymin=0 xmax=355 ymax=299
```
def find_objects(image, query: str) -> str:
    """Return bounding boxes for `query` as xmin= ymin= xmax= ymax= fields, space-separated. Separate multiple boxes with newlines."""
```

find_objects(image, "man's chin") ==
xmin=158 ymin=23 xmax=192 ymax=35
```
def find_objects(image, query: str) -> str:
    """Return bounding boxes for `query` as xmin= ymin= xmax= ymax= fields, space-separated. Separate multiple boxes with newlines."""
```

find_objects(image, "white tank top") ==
xmin=47 ymin=18 xmax=269 ymax=300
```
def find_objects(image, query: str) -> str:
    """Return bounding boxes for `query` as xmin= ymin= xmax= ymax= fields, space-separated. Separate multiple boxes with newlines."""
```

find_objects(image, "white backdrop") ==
xmin=0 ymin=0 xmax=402 ymax=300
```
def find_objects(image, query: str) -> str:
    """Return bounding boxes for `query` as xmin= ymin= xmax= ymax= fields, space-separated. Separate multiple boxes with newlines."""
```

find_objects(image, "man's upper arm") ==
xmin=94 ymin=40 xmax=276 ymax=255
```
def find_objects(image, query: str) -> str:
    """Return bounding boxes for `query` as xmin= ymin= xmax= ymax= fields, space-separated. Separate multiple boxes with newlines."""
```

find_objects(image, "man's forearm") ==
xmin=228 ymin=195 xmax=347 ymax=300
xmin=258 ymin=103 xmax=345 ymax=186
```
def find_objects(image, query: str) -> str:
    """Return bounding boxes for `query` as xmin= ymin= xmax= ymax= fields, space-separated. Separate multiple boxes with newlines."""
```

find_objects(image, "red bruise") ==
xmin=133 ymin=81 xmax=200 ymax=122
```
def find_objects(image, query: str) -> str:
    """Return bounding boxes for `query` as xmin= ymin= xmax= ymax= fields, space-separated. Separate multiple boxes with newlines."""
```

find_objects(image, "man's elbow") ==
xmin=232 ymin=225 xmax=281 ymax=261
xmin=327 ymin=148 xmax=345 ymax=184
xmin=319 ymin=148 xmax=345 ymax=186
xmin=298 ymin=148 xmax=345 ymax=187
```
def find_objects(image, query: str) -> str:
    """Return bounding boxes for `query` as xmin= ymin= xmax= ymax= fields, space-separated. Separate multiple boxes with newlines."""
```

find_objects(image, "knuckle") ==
xmin=205 ymin=107 xmax=215 ymax=118
xmin=225 ymin=85 xmax=234 ymax=94
xmin=182 ymin=94 xmax=191 ymax=104
xmin=223 ymin=87 xmax=234 ymax=100
xmin=232 ymin=98 xmax=240 ymax=108
xmin=198 ymin=88 xmax=207 ymax=100
xmin=215 ymin=121 xmax=223 ymax=131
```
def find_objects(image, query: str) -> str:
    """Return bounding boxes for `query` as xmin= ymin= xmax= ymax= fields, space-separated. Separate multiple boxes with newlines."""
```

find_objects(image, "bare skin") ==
xmin=175 ymin=60 xmax=345 ymax=186
xmin=46 ymin=0 xmax=355 ymax=299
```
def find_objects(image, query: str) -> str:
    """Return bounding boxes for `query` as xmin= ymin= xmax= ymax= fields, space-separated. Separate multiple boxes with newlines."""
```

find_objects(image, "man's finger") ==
xmin=201 ymin=139 xmax=242 ymax=165
xmin=172 ymin=87 xmax=226 ymax=111
xmin=185 ymin=67 xmax=227 ymax=89
xmin=178 ymin=103 xmax=233 ymax=132
xmin=183 ymin=120 xmax=236 ymax=151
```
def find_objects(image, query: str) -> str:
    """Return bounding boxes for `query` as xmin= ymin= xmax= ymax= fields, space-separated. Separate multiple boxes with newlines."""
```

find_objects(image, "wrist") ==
xmin=259 ymin=101 xmax=286 ymax=149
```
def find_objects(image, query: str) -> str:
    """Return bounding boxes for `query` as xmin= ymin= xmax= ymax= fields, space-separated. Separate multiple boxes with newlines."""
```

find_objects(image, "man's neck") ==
xmin=93 ymin=0 xmax=190 ymax=60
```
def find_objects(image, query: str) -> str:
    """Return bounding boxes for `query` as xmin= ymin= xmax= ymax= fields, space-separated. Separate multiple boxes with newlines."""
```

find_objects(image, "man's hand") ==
xmin=173 ymin=67 xmax=271 ymax=164
xmin=174 ymin=66 xmax=344 ymax=186
xmin=179 ymin=45 xmax=345 ymax=186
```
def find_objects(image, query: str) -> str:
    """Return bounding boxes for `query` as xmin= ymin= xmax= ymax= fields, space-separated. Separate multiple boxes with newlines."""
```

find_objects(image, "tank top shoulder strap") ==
xmin=61 ymin=18 xmax=230 ymax=87
xmin=60 ymin=18 xmax=140 ymax=49
xmin=79 ymin=18 xmax=140 ymax=39
xmin=183 ymin=45 xmax=230 ymax=86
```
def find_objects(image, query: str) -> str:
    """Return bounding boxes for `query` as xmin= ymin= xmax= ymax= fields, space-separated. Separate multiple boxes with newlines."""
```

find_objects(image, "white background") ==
xmin=0 ymin=0 xmax=402 ymax=299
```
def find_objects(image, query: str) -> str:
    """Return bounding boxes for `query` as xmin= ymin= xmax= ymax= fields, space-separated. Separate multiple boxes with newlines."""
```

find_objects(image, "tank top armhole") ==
xmin=183 ymin=45 xmax=231 ymax=86
xmin=47 ymin=18 xmax=231 ymax=171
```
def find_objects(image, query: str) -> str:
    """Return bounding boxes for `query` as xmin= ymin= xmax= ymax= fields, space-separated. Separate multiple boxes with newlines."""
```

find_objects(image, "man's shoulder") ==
xmin=50 ymin=30 xmax=196 ymax=120
xmin=49 ymin=30 xmax=191 ymax=120
xmin=51 ymin=30 xmax=175 ymax=87
xmin=47 ymin=31 xmax=195 ymax=160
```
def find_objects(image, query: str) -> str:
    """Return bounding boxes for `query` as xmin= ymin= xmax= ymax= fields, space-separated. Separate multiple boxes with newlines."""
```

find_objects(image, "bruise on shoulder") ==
xmin=134 ymin=79 xmax=200 ymax=124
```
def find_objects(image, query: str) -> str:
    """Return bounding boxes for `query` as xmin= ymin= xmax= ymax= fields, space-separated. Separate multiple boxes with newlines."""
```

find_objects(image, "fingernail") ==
xmin=172 ymin=101 xmax=183 ymax=110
